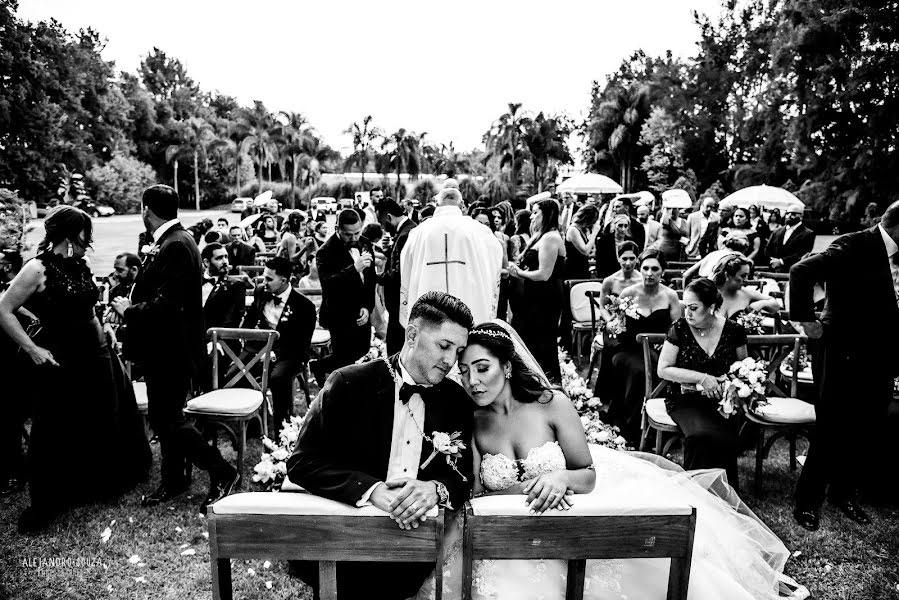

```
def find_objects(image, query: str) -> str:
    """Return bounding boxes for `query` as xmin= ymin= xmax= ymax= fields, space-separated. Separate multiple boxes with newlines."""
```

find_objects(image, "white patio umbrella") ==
xmin=720 ymin=185 xmax=804 ymax=212
xmin=615 ymin=191 xmax=655 ymax=207
xmin=525 ymin=191 xmax=552 ymax=205
xmin=557 ymin=173 xmax=624 ymax=194
xmin=661 ymin=189 xmax=692 ymax=209
xmin=238 ymin=213 xmax=263 ymax=229
xmin=252 ymin=190 xmax=274 ymax=207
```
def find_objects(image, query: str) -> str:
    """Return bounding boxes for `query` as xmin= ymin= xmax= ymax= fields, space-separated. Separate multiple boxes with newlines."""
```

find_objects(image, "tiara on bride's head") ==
xmin=470 ymin=327 xmax=512 ymax=342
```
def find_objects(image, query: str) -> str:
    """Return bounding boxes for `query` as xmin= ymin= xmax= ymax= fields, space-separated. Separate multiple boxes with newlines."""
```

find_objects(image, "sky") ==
xmin=17 ymin=0 xmax=724 ymax=158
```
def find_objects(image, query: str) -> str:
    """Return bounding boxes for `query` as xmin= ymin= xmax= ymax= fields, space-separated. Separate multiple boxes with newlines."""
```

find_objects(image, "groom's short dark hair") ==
xmin=409 ymin=291 xmax=474 ymax=330
xmin=142 ymin=185 xmax=179 ymax=220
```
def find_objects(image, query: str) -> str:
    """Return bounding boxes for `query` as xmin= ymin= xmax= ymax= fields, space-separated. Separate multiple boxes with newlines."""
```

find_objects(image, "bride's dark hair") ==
xmin=467 ymin=323 xmax=556 ymax=404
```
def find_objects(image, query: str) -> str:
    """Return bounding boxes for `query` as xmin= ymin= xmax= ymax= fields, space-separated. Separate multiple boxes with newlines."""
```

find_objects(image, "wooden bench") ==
xmin=462 ymin=496 xmax=696 ymax=600
xmin=208 ymin=491 xmax=445 ymax=600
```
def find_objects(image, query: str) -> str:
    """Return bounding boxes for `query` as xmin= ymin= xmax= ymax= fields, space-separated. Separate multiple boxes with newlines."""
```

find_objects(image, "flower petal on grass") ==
xmin=134 ymin=576 xmax=147 ymax=583
xmin=128 ymin=555 xmax=140 ymax=564
xmin=175 ymin=526 xmax=183 ymax=532
xmin=100 ymin=527 xmax=112 ymax=543
xmin=263 ymin=561 xmax=271 ymax=569
xmin=265 ymin=581 xmax=273 ymax=589
xmin=179 ymin=543 xmax=190 ymax=550
xmin=180 ymin=549 xmax=196 ymax=557
xmin=202 ymin=532 xmax=209 ymax=539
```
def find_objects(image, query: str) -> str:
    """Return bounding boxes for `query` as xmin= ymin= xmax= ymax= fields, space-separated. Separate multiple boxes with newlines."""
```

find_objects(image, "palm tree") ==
xmin=427 ymin=142 xmax=472 ymax=178
xmin=343 ymin=116 xmax=381 ymax=187
xmin=522 ymin=113 xmax=574 ymax=192
xmin=165 ymin=117 xmax=218 ymax=210
xmin=278 ymin=111 xmax=314 ymax=208
xmin=585 ymin=83 xmax=651 ymax=192
xmin=296 ymin=134 xmax=338 ymax=189
xmin=236 ymin=102 xmax=283 ymax=192
xmin=483 ymin=103 xmax=532 ymax=199
xmin=380 ymin=129 xmax=423 ymax=197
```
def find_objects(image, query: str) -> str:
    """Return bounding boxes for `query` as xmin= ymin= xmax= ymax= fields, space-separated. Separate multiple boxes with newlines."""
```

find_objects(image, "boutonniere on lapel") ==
xmin=279 ymin=302 xmax=293 ymax=323
xmin=140 ymin=244 xmax=160 ymax=266
xmin=420 ymin=431 xmax=467 ymax=481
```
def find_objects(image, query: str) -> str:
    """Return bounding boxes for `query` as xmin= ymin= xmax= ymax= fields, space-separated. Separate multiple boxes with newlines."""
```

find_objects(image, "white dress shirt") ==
xmin=262 ymin=286 xmax=292 ymax=329
xmin=878 ymin=224 xmax=899 ymax=306
xmin=357 ymin=357 xmax=427 ymax=506
xmin=782 ymin=222 xmax=800 ymax=244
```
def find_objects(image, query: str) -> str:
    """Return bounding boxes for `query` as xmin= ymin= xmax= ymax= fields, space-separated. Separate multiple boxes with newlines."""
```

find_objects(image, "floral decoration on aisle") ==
xmin=559 ymin=349 xmax=628 ymax=450
xmin=355 ymin=333 xmax=387 ymax=364
xmin=252 ymin=415 xmax=305 ymax=491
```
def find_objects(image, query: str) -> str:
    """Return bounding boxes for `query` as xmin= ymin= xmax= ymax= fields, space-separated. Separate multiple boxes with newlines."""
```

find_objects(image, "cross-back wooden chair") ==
xmin=184 ymin=328 xmax=279 ymax=475
xmin=743 ymin=334 xmax=815 ymax=497
xmin=668 ymin=260 xmax=699 ymax=270
xmin=461 ymin=498 xmax=696 ymax=600
xmin=637 ymin=333 xmax=684 ymax=456
xmin=566 ymin=279 xmax=604 ymax=366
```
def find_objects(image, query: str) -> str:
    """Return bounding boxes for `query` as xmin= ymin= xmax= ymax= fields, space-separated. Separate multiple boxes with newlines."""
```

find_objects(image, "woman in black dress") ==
xmin=0 ymin=207 xmax=150 ymax=533
xmin=594 ymin=249 xmax=682 ymax=443
xmin=657 ymin=277 xmax=748 ymax=489
xmin=563 ymin=204 xmax=599 ymax=281
xmin=509 ymin=200 xmax=566 ymax=383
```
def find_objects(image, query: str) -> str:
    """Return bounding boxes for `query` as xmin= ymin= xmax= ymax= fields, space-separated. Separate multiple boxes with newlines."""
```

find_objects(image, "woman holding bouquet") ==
xmin=657 ymin=277 xmax=748 ymax=489
xmin=713 ymin=256 xmax=779 ymax=320
xmin=594 ymin=249 xmax=681 ymax=443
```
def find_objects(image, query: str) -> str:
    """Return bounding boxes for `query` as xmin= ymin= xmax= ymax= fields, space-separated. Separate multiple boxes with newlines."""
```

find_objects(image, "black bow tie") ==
xmin=264 ymin=293 xmax=283 ymax=306
xmin=204 ymin=276 xmax=221 ymax=285
xmin=399 ymin=382 xmax=433 ymax=405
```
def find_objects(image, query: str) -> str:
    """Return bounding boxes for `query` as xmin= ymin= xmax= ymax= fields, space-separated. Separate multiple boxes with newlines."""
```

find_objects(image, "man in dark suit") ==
xmin=377 ymin=199 xmax=417 ymax=355
xmin=112 ymin=185 xmax=239 ymax=510
xmin=225 ymin=225 xmax=257 ymax=274
xmin=201 ymin=243 xmax=246 ymax=330
xmin=789 ymin=201 xmax=899 ymax=531
xmin=310 ymin=209 xmax=376 ymax=386
xmin=766 ymin=204 xmax=815 ymax=272
xmin=288 ymin=291 xmax=475 ymax=599
xmin=239 ymin=256 xmax=316 ymax=431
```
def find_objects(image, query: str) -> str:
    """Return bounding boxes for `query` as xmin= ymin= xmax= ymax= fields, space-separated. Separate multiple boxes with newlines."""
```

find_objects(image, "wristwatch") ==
xmin=432 ymin=481 xmax=451 ymax=508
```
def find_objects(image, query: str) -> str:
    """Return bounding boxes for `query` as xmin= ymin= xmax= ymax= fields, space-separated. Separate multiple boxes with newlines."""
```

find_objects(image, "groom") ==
xmin=287 ymin=291 xmax=475 ymax=599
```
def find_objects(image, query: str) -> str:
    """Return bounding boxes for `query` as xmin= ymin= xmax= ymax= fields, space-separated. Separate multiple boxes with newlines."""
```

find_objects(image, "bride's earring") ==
xmin=505 ymin=370 xmax=511 ymax=379
xmin=66 ymin=242 xmax=74 ymax=258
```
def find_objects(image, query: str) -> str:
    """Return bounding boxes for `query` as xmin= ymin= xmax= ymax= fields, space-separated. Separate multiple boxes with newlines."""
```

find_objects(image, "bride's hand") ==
xmin=523 ymin=471 xmax=570 ymax=515
xmin=26 ymin=345 xmax=59 ymax=367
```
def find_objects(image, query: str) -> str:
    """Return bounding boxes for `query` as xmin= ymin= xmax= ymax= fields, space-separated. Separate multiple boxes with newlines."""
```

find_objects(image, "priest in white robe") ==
xmin=399 ymin=188 xmax=503 ymax=327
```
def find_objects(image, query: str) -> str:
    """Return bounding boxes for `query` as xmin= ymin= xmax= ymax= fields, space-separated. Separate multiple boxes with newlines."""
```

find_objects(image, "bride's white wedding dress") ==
xmin=416 ymin=442 xmax=794 ymax=600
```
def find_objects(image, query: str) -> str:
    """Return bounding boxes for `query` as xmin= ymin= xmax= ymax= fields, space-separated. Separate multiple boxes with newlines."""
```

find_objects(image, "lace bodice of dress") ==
xmin=479 ymin=441 xmax=567 ymax=492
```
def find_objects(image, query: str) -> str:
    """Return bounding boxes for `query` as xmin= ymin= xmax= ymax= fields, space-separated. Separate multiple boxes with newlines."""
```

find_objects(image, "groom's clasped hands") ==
xmin=372 ymin=477 xmax=439 ymax=530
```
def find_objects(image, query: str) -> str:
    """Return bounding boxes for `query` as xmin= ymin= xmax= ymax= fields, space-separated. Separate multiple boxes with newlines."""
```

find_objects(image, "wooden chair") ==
xmin=184 ymin=328 xmax=279 ymax=474
xmin=637 ymin=333 xmax=684 ymax=456
xmin=667 ymin=260 xmax=699 ymax=270
xmin=209 ymin=492 xmax=445 ymax=600
xmin=744 ymin=334 xmax=816 ymax=497
xmin=237 ymin=265 xmax=263 ymax=277
xmin=566 ymin=279 xmax=604 ymax=366
xmin=462 ymin=497 xmax=696 ymax=600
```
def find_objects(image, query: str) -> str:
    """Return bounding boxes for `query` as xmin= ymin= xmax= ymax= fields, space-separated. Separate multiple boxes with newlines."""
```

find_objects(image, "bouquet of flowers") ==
xmin=355 ymin=333 xmax=387 ymax=364
xmin=784 ymin=347 xmax=811 ymax=373
xmin=734 ymin=310 xmax=765 ymax=334
xmin=604 ymin=295 xmax=639 ymax=338
xmin=252 ymin=415 xmax=305 ymax=491
xmin=718 ymin=357 xmax=769 ymax=418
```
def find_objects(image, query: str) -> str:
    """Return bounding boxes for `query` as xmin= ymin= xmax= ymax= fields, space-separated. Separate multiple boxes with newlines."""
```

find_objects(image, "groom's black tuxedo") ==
xmin=791 ymin=226 xmax=899 ymax=510
xmin=287 ymin=356 xmax=474 ymax=599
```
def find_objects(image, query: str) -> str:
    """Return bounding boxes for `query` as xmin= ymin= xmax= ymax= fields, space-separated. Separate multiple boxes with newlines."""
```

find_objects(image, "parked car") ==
xmin=312 ymin=196 xmax=337 ymax=215
xmin=74 ymin=200 xmax=114 ymax=217
xmin=802 ymin=209 xmax=863 ymax=235
xmin=231 ymin=197 xmax=252 ymax=213
xmin=338 ymin=198 xmax=355 ymax=211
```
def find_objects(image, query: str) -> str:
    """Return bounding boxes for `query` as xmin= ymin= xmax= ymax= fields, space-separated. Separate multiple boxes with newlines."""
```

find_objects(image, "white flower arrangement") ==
xmin=785 ymin=348 xmax=811 ymax=373
xmin=252 ymin=414 xmax=305 ymax=491
xmin=718 ymin=357 xmax=769 ymax=418
xmin=355 ymin=332 xmax=387 ymax=364
xmin=558 ymin=348 xmax=629 ymax=450
xmin=604 ymin=295 xmax=639 ymax=337
xmin=734 ymin=310 xmax=765 ymax=334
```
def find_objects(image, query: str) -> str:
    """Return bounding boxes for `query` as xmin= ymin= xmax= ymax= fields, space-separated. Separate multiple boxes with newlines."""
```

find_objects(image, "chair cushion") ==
xmin=132 ymin=381 xmax=148 ymax=412
xmin=779 ymin=362 xmax=814 ymax=383
xmin=312 ymin=328 xmax=331 ymax=345
xmin=469 ymin=495 xmax=692 ymax=517
xmin=186 ymin=389 xmax=263 ymax=416
xmin=645 ymin=397 xmax=676 ymax=427
xmin=211 ymin=490 xmax=437 ymax=518
xmin=569 ymin=281 xmax=604 ymax=323
xmin=752 ymin=396 xmax=815 ymax=424
xmin=572 ymin=321 xmax=594 ymax=331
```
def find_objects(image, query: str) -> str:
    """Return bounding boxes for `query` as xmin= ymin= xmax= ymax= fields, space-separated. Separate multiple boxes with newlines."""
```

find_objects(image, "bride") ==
xmin=416 ymin=320 xmax=803 ymax=600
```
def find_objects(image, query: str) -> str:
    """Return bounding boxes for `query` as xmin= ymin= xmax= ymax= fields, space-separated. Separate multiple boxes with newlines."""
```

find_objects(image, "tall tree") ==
xmin=343 ymin=116 xmax=381 ymax=187
xmin=236 ymin=102 xmax=282 ymax=192
xmin=380 ymin=129 xmax=423 ymax=197
xmin=278 ymin=111 xmax=314 ymax=208
xmin=164 ymin=117 xmax=217 ymax=210
xmin=522 ymin=113 xmax=574 ymax=192
xmin=483 ymin=103 xmax=532 ymax=199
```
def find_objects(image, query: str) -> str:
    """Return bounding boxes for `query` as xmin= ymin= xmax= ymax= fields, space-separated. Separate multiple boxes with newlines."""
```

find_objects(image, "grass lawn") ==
xmin=2 ymin=386 xmax=898 ymax=600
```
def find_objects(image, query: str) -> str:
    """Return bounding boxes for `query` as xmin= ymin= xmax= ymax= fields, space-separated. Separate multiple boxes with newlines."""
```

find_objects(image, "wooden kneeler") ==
xmin=461 ymin=497 xmax=696 ymax=600
xmin=208 ymin=491 xmax=445 ymax=600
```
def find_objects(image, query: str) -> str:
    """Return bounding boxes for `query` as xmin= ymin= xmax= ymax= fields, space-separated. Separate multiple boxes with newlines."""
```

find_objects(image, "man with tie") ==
xmin=767 ymin=203 xmax=815 ymax=272
xmin=558 ymin=191 xmax=577 ymax=232
xmin=789 ymin=200 xmax=899 ymax=531
xmin=685 ymin=197 xmax=720 ymax=258
xmin=225 ymin=225 xmax=257 ymax=274
xmin=201 ymin=243 xmax=246 ymax=330
xmin=239 ymin=257 xmax=316 ymax=431
xmin=310 ymin=209 xmax=377 ymax=386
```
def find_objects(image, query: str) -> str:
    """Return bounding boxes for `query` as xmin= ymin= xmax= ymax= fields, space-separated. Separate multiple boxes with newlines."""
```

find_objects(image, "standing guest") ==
xmin=685 ymin=197 xmax=720 ymax=259
xmin=494 ymin=201 xmax=516 ymax=237
xmin=186 ymin=218 xmax=214 ymax=245
xmin=0 ymin=249 xmax=28 ymax=498
xmin=718 ymin=205 xmax=735 ymax=231
xmin=226 ymin=225 xmax=257 ymax=273
xmin=655 ymin=202 xmax=688 ymax=261
xmin=1 ymin=206 xmax=150 ymax=532
xmin=564 ymin=204 xmax=600 ymax=281
xmin=417 ymin=205 xmax=435 ymax=223
xmin=110 ymin=252 xmax=141 ymax=299
xmin=311 ymin=209 xmax=377 ymax=386
xmin=287 ymin=292 xmax=474 ymax=600
xmin=637 ymin=204 xmax=662 ymax=250
xmin=400 ymin=188 xmax=503 ymax=327
xmin=403 ymin=198 xmax=421 ymax=223
xmin=594 ymin=214 xmax=637 ymax=279
xmin=507 ymin=209 xmax=532 ymax=322
xmin=377 ymin=199 xmax=417 ymax=354
xmin=558 ymin=190 xmax=577 ymax=233
xmin=719 ymin=207 xmax=761 ymax=262
xmin=369 ymin=186 xmax=385 ymax=207
xmin=766 ymin=203 xmax=815 ymax=273
xmin=112 ymin=185 xmax=238 ymax=510
xmin=239 ymin=257 xmax=316 ymax=432
xmin=594 ymin=249 xmax=682 ymax=442
xmin=789 ymin=201 xmax=899 ymax=531
xmin=658 ymin=277 xmax=746 ymax=489
xmin=276 ymin=212 xmax=315 ymax=276
xmin=508 ymin=199 xmax=566 ymax=382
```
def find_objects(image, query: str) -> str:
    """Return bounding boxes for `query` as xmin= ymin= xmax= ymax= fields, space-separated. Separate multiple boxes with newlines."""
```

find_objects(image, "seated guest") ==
xmin=199 ymin=230 xmax=221 ymax=253
xmin=713 ymin=256 xmax=779 ymax=319
xmin=594 ymin=249 xmax=682 ymax=442
xmin=226 ymin=225 xmax=257 ymax=273
xmin=658 ymin=277 xmax=747 ymax=489
xmin=257 ymin=216 xmax=280 ymax=247
xmin=682 ymin=231 xmax=751 ymax=285
xmin=202 ymin=243 xmax=246 ymax=330
xmin=719 ymin=207 xmax=761 ymax=261
xmin=238 ymin=257 xmax=316 ymax=432
xmin=187 ymin=218 xmax=214 ymax=244
xmin=110 ymin=252 xmax=140 ymax=299
xmin=215 ymin=218 xmax=232 ymax=244
xmin=297 ymin=256 xmax=322 ymax=317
